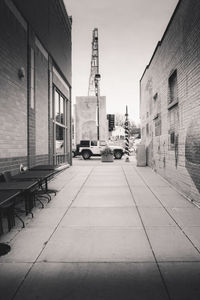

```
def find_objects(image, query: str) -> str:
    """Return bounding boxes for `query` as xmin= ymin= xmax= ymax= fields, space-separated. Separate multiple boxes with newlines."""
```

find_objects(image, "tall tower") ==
xmin=88 ymin=28 xmax=100 ymax=96
xmin=88 ymin=28 xmax=101 ymax=140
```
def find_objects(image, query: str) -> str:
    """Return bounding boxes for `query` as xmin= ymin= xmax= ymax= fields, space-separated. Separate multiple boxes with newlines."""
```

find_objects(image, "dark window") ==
xmin=80 ymin=140 xmax=90 ymax=147
xmin=170 ymin=131 xmax=175 ymax=144
xmin=168 ymin=70 xmax=178 ymax=104
xmin=153 ymin=93 xmax=159 ymax=119
xmin=168 ymin=131 xmax=176 ymax=150
xmin=91 ymin=140 xmax=97 ymax=146
xmin=153 ymin=93 xmax=158 ymax=101
xmin=55 ymin=90 xmax=60 ymax=122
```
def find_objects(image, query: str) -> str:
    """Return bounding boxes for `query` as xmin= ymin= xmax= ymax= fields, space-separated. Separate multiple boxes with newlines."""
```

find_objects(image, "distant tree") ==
xmin=115 ymin=113 xmax=140 ymax=137
xmin=115 ymin=113 xmax=125 ymax=127
xmin=129 ymin=120 xmax=137 ymax=135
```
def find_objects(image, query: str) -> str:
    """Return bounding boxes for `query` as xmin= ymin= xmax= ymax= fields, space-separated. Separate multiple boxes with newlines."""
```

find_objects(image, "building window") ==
xmin=53 ymin=87 xmax=68 ymax=163
xmin=91 ymin=140 xmax=97 ymax=146
xmin=30 ymin=48 xmax=35 ymax=109
xmin=168 ymin=70 xmax=178 ymax=106
xmin=56 ymin=125 xmax=65 ymax=155
xmin=80 ymin=140 xmax=90 ymax=147
xmin=155 ymin=115 xmax=161 ymax=136
xmin=153 ymin=93 xmax=158 ymax=101
xmin=170 ymin=131 xmax=175 ymax=145
xmin=153 ymin=93 xmax=158 ymax=119
xmin=168 ymin=103 xmax=179 ymax=150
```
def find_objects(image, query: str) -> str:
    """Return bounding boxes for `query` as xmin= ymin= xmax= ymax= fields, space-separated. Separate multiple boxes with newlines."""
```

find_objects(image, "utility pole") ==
xmin=88 ymin=28 xmax=101 ymax=141
xmin=95 ymin=73 xmax=101 ymax=141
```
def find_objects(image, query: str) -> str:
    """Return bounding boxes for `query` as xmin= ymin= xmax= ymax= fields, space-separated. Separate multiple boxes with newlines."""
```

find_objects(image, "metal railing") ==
xmin=53 ymin=153 xmax=69 ymax=166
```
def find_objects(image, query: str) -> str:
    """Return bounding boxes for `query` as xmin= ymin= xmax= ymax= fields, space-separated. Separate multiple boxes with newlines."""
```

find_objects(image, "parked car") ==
xmin=73 ymin=140 xmax=124 ymax=160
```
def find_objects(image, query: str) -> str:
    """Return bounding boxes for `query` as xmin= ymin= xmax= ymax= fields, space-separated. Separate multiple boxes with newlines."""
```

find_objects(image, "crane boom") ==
xmin=88 ymin=28 xmax=100 ymax=96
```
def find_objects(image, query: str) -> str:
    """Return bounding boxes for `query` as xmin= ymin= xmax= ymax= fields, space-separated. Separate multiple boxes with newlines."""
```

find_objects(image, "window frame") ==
xmin=53 ymin=86 xmax=68 ymax=156
xmin=168 ymin=70 xmax=178 ymax=109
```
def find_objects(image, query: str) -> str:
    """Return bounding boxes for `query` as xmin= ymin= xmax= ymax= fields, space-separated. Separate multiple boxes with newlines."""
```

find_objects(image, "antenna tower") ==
xmin=88 ymin=28 xmax=100 ymax=96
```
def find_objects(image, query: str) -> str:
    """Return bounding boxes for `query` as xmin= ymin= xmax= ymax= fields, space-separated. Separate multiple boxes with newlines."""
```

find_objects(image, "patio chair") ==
xmin=2 ymin=171 xmax=34 ymax=223
xmin=0 ymin=174 xmax=17 ymax=230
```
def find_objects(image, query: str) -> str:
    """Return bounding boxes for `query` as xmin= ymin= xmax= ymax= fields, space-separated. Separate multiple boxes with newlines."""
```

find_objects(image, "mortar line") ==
xmin=11 ymin=166 xmax=94 ymax=300
xmin=122 ymin=165 xmax=172 ymax=300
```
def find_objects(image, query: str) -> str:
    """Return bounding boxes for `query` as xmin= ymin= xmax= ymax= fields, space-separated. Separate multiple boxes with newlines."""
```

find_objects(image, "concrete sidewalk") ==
xmin=1 ymin=157 xmax=200 ymax=299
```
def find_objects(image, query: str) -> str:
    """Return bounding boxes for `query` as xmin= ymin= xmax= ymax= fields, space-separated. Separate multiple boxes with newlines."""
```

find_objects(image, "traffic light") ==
xmin=107 ymin=114 xmax=115 ymax=131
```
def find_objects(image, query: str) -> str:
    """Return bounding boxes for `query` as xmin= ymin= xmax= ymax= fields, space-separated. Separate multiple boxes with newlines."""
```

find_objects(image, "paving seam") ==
xmin=133 ymin=165 xmax=200 ymax=256
xmin=32 ymin=260 xmax=200 ymax=264
xmin=122 ymin=165 xmax=172 ymax=300
xmin=33 ymin=260 xmax=160 ymax=264
xmin=11 ymin=166 xmax=94 ymax=300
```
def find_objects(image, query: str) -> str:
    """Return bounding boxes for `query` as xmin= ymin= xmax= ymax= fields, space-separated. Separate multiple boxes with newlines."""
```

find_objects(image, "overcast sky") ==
xmin=64 ymin=0 xmax=179 ymax=123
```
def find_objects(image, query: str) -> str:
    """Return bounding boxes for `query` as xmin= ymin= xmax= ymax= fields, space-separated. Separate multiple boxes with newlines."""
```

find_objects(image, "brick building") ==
xmin=0 ymin=0 xmax=72 ymax=173
xmin=140 ymin=0 xmax=200 ymax=203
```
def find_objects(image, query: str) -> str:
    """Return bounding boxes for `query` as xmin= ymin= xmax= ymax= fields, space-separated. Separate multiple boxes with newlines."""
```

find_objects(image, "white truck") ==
xmin=73 ymin=140 xmax=124 ymax=160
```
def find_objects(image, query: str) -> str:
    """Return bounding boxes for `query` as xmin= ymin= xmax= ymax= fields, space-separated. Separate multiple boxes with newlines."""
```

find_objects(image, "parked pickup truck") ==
xmin=73 ymin=140 xmax=124 ymax=160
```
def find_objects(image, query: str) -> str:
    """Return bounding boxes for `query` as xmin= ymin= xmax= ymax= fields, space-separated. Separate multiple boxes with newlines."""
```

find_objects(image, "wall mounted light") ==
xmin=18 ymin=67 xmax=25 ymax=79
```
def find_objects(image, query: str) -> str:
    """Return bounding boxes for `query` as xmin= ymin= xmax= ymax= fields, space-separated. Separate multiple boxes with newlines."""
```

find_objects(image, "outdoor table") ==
xmin=0 ymin=190 xmax=20 ymax=207
xmin=30 ymin=165 xmax=56 ymax=171
xmin=0 ymin=181 xmax=38 ymax=215
xmin=13 ymin=170 xmax=56 ymax=192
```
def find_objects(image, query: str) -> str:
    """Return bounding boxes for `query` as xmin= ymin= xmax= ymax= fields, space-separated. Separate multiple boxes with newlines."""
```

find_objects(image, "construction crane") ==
xmin=88 ymin=28 xmax=101 ymax=140
xmin=88 ymin=28 xmax=100 ymax=96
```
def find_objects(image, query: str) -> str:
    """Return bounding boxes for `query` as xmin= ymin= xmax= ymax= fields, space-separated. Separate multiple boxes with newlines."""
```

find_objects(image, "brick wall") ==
xmin=0 ymin=0 xmax=72 ymax=173
xmin=140 ymin=0 xmax=200 ymax=203
xmin=0 ymin=1 xmax=27 ymax=173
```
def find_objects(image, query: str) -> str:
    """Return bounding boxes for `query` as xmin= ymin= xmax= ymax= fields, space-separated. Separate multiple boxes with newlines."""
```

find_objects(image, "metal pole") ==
xmin=125 ymin=105 xmax=130 ymax=161
xmin=95 ymin=74 xmax=101 ymax=141
xmin=96 ymin=81 xmax=100 ymax=141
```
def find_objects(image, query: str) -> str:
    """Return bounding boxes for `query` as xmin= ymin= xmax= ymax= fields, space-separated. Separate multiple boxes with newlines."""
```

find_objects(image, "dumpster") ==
xmin=136 ymin=144 xmax=146 ymax=167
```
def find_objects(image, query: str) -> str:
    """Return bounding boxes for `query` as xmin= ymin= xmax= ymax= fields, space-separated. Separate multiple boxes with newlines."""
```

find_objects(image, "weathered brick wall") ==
xmin=0 ymin=0 xmax=27 ymax=173
xmin=140 ymin=0 xmax=200 ymax=203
